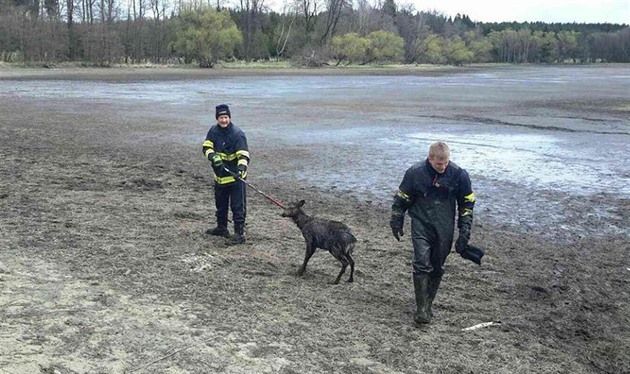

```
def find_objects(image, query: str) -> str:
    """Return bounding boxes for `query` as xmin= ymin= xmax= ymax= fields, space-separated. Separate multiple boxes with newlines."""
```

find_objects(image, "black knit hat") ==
xmin=215 ymin=104 xmax=231 ymax=119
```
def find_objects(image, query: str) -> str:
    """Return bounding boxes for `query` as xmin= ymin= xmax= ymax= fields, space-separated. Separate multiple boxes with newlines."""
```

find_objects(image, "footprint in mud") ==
xmin=119 ymin=177 xmax=164 ymax=190
xmin=528 ymin=285 xmax=550 ymax=299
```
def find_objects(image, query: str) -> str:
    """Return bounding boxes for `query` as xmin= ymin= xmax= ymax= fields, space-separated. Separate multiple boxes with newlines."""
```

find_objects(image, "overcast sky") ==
xmin=402 ymin=0 xmax=629 ymax=24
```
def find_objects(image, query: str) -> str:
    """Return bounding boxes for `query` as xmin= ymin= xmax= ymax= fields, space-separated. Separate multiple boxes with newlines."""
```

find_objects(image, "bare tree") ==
xmin=150 ymin=0 xmax=169 ymax=62
xmin=238 ymin=0 xmax=266 ymax=60
xmin=80 ymin=0 xmax=95 ymax=23
xmin=295 ymin=0 xmax=318 ymax=34
xmin=15 ymin=0 xmax=39 ymax=19
xmin=352 ymin=0 xmax=383 ymax=36
xmin=128 ymin=0 xmax=151 ymax=62
xmin=100 ymin=0 xmax=118 ymax=23
xmin=276 ymin=2 xmax=297 ymax=60
xmin=319 ymin=0 xmax=348 ymax=45
xmin=396 ymin=6 xmax=432 ymax=63
xmin=44 ymin=0 xmax=60 ymax=18
xmin=67 ymin=0 xmax=76 ymax=59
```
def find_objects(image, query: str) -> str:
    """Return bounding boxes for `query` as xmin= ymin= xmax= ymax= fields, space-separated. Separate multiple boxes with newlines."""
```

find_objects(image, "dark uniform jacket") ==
xmin=202 ymin=123 xmax=250 ymax=185
xmin=394 ymin=159 xmax=475 ymax=242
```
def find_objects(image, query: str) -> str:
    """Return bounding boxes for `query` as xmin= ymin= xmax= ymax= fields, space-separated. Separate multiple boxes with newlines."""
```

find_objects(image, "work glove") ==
xmin=389 ymin=212 xmax=404 ymax=241
xmin=209 ymin=154 xmax=223 ymax=171
xmin=237 ymin=164 xmax=247 ymax=178
xmin=455 ymin=234 xmax=468 ymax=254
xmin=455 ymin=215 xmax=473 ymax=254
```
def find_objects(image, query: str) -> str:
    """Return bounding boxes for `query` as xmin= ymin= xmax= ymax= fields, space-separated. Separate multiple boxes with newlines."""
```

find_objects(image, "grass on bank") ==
xmin=0 ymin=59 xmax=473 ymax=72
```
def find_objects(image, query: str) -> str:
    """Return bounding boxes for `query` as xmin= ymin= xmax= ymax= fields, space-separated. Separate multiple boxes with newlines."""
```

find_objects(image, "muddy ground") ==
xmin=0 ymin=67 xmax=629 ymax=373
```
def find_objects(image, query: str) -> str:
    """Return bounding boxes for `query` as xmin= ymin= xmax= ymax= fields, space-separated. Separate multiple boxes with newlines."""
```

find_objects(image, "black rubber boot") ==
xmin=229 ymin=223 xmax=246 ymax=245
xmin=427 ymin=274 xmax=442 ymax=318
xmin=413 ymin=273 xmax=431 ymax=325
xmin=206 ymin=226 xmax=230 ymax=238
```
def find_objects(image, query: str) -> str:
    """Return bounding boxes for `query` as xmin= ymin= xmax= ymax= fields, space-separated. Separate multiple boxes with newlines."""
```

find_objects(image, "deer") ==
xmin=281 ymin=200 xmax=356 ymax=284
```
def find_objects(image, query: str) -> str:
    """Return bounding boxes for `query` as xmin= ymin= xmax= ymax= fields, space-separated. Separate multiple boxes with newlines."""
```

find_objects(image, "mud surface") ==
xmin=1 ymin=65 xmax=629 ymax=373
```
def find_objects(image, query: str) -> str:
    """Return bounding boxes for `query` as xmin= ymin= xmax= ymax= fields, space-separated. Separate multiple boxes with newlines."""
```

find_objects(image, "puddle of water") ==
xmin=270 ymin=123 xmax=630 ymax=239
xmin=402 ymin=131 xmax=629 ymax=197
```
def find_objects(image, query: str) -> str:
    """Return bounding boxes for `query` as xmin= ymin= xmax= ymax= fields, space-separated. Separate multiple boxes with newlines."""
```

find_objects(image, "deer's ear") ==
xmin=298 ymin=200 xmax=305 ymax=207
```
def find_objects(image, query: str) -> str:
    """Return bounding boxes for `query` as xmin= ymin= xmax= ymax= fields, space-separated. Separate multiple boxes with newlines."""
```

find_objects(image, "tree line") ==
xmin=1 ymin=0 xmax=628 ymax=66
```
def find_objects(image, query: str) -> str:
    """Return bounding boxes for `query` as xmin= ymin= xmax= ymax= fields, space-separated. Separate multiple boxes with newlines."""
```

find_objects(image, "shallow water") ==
xmin=2 ymin=65 xmax=629 ymax=238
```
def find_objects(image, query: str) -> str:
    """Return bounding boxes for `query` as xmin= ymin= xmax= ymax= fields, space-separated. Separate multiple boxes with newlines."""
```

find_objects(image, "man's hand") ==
xmin=209 ymin=154 xmax=223 ymax=173
xmin=389 ymin=214 xmax=404 ymax=241
xmin=391 ymin=225 xmax=403 ymax=241
xmin=237 ymin=164 xmax=247 ymax=178
xmin=455 ymin=235 xmax=468 ymax=254
xmin=210 ymin=154 xmax=223 ymax=168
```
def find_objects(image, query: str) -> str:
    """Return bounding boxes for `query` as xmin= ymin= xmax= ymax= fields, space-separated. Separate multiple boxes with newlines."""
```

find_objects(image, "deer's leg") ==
xmin=331 ymin=250 xmax=348 ymax=285
xmin=346 ymin=253 xmax=355 ymax=283
xmin=298 ymin=242 xmax=316 ymax=276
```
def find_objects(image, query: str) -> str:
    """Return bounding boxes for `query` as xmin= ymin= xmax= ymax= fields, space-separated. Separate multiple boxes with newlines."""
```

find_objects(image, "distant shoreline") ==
xmin=1 ymin=62 xmax=627 ymax=81
xmin=0 ymin=63 xmax=469 ymax=80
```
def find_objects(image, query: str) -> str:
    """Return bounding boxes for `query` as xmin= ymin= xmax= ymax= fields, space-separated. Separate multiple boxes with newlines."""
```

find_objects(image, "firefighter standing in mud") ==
xmin=203 ymin=104 xmax=250 ymax=245
xmin=390 ymin=141 xmax=479 ymax=325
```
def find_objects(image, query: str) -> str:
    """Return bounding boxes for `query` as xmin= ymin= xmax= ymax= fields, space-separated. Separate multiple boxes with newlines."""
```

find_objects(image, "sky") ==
xmin=403 ymin=0 xmax=630 ymax=24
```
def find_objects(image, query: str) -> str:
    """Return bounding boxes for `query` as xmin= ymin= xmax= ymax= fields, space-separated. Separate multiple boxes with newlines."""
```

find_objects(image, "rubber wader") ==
xmin=427 ymin=274 xmax=442 ymax=317
xmin=413 ymin=273 xmax=431 ymax=324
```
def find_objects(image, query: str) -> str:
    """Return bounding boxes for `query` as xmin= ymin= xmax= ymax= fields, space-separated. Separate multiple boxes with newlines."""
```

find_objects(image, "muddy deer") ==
xmin=281 ymin=200 xmax=357 ymax=284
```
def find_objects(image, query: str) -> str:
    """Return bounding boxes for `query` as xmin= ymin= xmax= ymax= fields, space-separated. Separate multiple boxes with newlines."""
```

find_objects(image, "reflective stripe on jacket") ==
xmin=202 ymin=122 xmax=249 ymax=185
xmin=394 ymin=159 xmax=475 ymax=234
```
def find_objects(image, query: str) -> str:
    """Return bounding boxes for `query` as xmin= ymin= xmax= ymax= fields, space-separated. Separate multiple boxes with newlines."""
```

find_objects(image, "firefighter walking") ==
xmin=390 ymin=141 xmax=478 ymax=325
